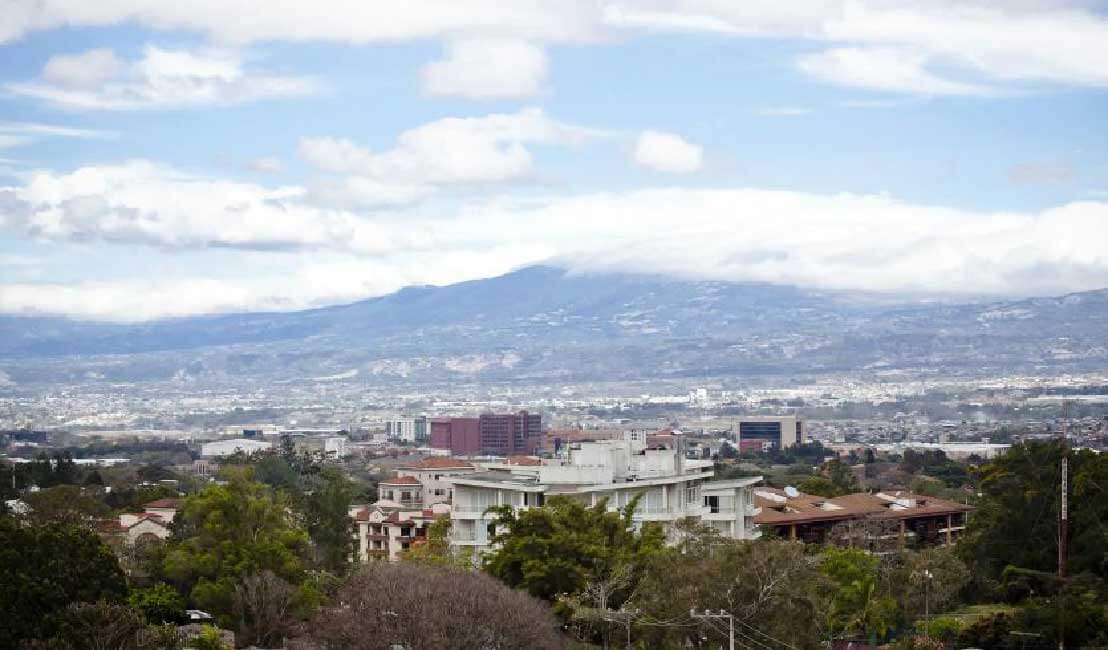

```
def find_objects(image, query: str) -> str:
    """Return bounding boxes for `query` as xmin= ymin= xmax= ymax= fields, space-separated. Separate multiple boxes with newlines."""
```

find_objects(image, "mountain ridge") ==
xmin=2 ymin=266 xmax=1107 ymax=386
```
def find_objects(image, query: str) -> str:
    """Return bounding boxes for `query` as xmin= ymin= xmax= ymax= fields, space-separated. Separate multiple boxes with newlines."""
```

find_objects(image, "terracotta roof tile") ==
xmin=144 ymin=498 xmax=181 ymax=509
xmin=381 ymin=475 xmax=421 ymax=485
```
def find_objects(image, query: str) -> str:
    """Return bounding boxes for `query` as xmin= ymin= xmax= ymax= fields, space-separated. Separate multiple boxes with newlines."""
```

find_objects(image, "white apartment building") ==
xmin=449 ymin=433 xmax=761 ymax=555
xmin=352 ymin=503 xmax=450 ymax=562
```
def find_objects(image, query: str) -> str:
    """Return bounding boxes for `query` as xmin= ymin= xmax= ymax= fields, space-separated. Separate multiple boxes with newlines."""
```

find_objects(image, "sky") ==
xmin=1 ymin=1 xmax=1108 ymax=321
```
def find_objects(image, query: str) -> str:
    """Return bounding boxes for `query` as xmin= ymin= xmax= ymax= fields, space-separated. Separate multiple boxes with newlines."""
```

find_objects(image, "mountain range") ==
xmin=2 ymin=265 xmax=1107 ymax=387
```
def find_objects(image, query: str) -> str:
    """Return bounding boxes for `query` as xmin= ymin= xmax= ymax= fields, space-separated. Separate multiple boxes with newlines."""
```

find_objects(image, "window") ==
xmin=401 ymin=491 xmax=411 ymax=501
xmin=433 ymin=488 xmax=446 ymax=496
xmin=686 ymin=484 xmax=699 ymax=508
xmin=706 ymin=495 xmax=720 ymax=514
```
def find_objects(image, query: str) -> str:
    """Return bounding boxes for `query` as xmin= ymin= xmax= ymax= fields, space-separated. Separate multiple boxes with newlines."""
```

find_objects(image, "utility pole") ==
xmin=1058 ymin=403 xmax=1069 ymax=650
xmin=691 ymin=609 xmax=734 ymax=650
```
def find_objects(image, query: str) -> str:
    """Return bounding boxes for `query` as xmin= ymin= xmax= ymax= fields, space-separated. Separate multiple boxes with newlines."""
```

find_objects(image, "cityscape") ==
xmin=2 ymin=1 xmax=1108 ymax=649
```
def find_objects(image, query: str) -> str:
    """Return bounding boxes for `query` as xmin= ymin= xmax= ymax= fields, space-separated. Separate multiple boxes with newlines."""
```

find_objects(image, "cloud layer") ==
xmin=7 ymin=46 xmax=316 ymax=109
xmin=5 ymin=2 xmax=1108 ymax=96
xmin=633 ymin=131 xmax=703 ymax=173
xmin=4 ymin=163 xmax=1108 ymax=319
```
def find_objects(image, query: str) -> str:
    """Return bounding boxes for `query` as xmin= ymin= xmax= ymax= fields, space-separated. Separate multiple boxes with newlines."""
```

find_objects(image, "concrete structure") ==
xmin=395 ymin=457 xmax=477 ymax=507
xmin=200 ymin=438 xmax=272 ymax=457
xmin=735 ymin=416 xmax=804 ymax=450
xmin=753 ymin=487 xmax=971 ymax=548
xmin=386 ymin=416 xmax=430 ymax=443
xmin=352 ymin=503 xmax=450 ymax=561
xmin=449 ymin=432 xmax=760 ymax=555
xmin=430 ymin=411 xmax=542 ymax=455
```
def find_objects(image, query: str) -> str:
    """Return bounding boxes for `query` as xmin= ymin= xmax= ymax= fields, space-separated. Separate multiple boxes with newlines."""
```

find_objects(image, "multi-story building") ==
xmin=430 ymin=411 xmax=542 ymax=456
xmin=352 ymin=503 xmax=450 ymax=562
xmin=385 ymin=416 xmax=429 ymax=443
xmin=395 ymin=457 xmax=477 ymax=507
xmin=449 ymin=433 xmax=761 ymax=555
xmin=377 ymin=475 xmax=424 ymax=509
xmin=735 ymin=415 xmax=805 ymax=450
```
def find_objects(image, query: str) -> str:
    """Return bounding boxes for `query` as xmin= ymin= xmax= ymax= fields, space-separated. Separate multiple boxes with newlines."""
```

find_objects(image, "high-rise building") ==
xmin=430 ymin=411 xmax=542 ymax=455
xmin=735 ymin=415 xmax=804 ymax=449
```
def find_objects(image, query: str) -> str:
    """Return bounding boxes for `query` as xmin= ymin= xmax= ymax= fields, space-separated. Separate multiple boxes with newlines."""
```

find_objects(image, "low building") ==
xmin=351 ymin=503 xmax=450 ymax=562
xmin=200 ymin=438 xmax=272 ymax=457
xmin=753 ymin=487 xmax=971 ymax=548
xmin=449 ymin=432 xmax=761 ymax=556
xmin=142 ymin=498 xmax=180 ymax=523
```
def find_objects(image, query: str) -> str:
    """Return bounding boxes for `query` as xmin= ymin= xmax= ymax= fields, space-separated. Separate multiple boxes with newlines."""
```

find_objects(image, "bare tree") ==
xmin=232 ymin=570 xmax=297 ymax=647
xmin=306 ymin=563 xmax=565 ymax=650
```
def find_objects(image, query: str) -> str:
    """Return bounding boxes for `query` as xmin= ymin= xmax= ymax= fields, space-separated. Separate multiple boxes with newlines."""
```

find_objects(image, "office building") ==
xmin=735 ymin=415 xmax=804 ymax=449
xmin=430 ymin=411 xmax=542 ymax=455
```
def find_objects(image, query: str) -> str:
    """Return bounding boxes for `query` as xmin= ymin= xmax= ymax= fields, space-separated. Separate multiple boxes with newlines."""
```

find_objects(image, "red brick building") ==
xmin=430 ymin=411 xmax=542 ymax=455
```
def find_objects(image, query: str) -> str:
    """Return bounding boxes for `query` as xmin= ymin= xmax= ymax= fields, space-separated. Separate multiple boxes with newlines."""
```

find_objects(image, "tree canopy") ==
xmin=163 ymin=467 xmax=310 ymax=624
xmin=0 ymin=518 xmax=129 ymax=646
xmin=483 ymin=494 xmax=666 ymax=603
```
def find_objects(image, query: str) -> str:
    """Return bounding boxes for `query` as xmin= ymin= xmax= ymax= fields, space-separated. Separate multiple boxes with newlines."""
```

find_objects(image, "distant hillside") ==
xmin=1 ymin=266 xmax=1106 ymax=386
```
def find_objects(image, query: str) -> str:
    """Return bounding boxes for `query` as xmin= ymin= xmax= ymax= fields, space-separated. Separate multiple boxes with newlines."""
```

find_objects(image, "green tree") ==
xmin=483 ymin=495 xmax=666 ymax=604
xmin=404 ymin=517 xmax=473 ymax=569
xmin=634 ymin=522 xmax=828 ymax=649
xmin=163 ymin=467 xmax=310 ymax=626
xmin=959 ymin=441 xmax=1107 ymax=589
xmin=0 ymin=518 xmax=128 ymax=646
xmin=23 ymin=484 xmax=110 ymax=526
xmin=799 ymin=476 xmax=839 ymax=497
xmin=37 ymin=601 xmax=182 ymax=650
xmin=129 ymin=583 xmax=187 ymax=625
xmin=820 ymin=547 xmax=899 ymax=642
xmin=302 ymin=466 xmax=355 ymax=573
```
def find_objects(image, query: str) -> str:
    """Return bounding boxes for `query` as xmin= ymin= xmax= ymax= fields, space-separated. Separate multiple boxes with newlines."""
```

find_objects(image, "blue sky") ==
xmin=1 ymin=1 xmax=1107 ymax=320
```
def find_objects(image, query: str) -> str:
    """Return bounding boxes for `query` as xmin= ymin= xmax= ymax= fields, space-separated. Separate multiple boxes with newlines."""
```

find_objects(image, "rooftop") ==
xmin=754 ymin=489 xmax=971 ymax=526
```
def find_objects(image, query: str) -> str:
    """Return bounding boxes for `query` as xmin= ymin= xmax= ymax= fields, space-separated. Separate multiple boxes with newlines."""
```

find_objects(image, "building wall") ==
xmin=430 ymin=414 xmax=541 ymax=455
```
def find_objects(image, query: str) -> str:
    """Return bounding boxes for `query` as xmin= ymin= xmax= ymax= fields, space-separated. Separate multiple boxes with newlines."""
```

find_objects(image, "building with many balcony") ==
xmin=448 ymin=432 xmax=761 ymax=555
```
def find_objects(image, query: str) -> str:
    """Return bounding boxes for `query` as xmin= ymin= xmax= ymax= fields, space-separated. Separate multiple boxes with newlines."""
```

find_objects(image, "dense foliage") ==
xmin=0 ymin=518 xmax=129 ymax=646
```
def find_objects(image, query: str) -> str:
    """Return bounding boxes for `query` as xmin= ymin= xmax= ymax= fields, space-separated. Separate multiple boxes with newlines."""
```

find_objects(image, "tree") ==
xmin=403 ymin=518 xmax=472 ymax=569
xmin=22 ymin=484 xmax=110 ymax=526
xmin=483 ymin=495 xmax=666 ymax=604
xmin=799 ymin=476 xmax=839 ymax=498
xmin=231 ymin=570 xmax=299 ymax=647
xmin=307 ymin=563 xmax=565 ymax=650
xmin=302 ymin=466 xmax=355 ymax=574
xmin=820 ymin=547 xmax=899 ymax=642
xmin=0 ymin=518 xmax=129 ymax=646
xmin=163 ymin=467 xmax=310 ymax=626
xmin=959 ymin=441 xmax=1107 ymax=589
xmin=634 ymin=527 xmax=829 ymax=649
xmin=129 ymin=583 xmax=187 ymax=625
xmin=36 ymin=601 xmax=182 ymax=650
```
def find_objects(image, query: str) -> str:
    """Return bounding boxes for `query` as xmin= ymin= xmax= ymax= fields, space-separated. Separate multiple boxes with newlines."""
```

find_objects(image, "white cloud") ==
xmin=299 ymin=108 xmax=601 ymax=206
xmin=249 ymin=156 xmax=284 ymax=173
xmin=755 ymin=106 xmax=813 ymax=116
xmin=633 ymin=130 xmax=703 ymax=174
xmin=797 ymin=47 xmax=996 ymax=96
xmin=7 ymin=2 xmax=1108 ymax=96
xmin=7 ymin=45 xmax=317 ymax=110
xmin=5 ymin=186 xmax=1108 ymax=319
xmin=41 ymin=48 xmax=123 ymax=88
xmin=0 ymin=122 xmax=115 ymax=149
xmin=0 ymin=1 xmax=601 ymax=45
xmin=421 ymin=39 xmax=549 ymax=99
xmin=0 ymin=161 xmax=436 ymax=254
